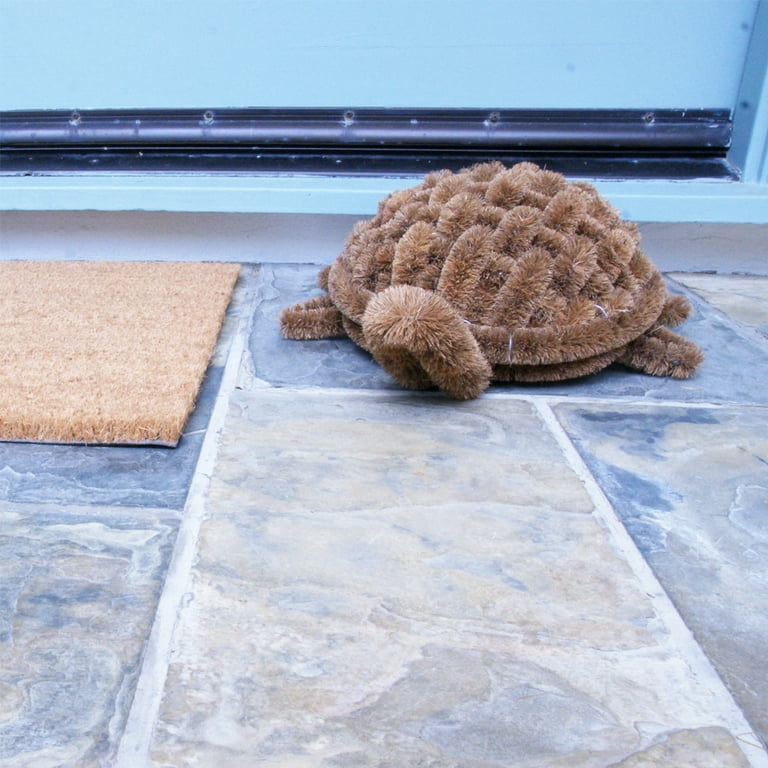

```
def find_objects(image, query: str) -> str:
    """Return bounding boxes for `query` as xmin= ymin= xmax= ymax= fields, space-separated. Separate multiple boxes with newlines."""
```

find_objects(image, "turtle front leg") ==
xmin=617 ymin=326 xmax=703 ymax=379
xmin=280 ymin=294 xmax=346 ymax=340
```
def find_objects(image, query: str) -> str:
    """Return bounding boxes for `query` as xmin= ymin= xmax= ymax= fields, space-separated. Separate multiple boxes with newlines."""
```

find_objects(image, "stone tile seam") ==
xmin=531 ymin=397 xmax=768 ymax=767
xmin=231 ymin=384 xmax=768 ymax=413
xmin=478 ymin=391 xmax=766 ymax=411
xmin=111 ymin=270 xmax=260 ymax=768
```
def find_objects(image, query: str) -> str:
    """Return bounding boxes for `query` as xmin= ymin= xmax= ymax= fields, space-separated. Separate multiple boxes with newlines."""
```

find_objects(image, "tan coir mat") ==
xmin=0 ymin=261 xmax=240 ymax=446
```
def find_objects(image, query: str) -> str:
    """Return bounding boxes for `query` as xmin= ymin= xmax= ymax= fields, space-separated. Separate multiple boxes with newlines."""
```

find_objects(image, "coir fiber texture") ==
xmin=281 ymin=161 xmax=703 ymax=399
xmin=0 ymin=261 xmax=240 ymax=446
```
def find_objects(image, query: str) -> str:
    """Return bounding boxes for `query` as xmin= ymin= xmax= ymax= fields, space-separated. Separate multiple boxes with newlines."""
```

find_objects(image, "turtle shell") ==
xmin=328 ymin=162 xmax=668 ymax=376
xmin=282 ymin=161 xmax=703 ymax=396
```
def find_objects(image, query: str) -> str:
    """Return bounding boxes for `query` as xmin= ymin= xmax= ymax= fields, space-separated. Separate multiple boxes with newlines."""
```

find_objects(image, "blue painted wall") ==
xmin=0 ymin=0 xmax=756 ymax=110
xmin=1 ymin=0 xmax=766 ymax=221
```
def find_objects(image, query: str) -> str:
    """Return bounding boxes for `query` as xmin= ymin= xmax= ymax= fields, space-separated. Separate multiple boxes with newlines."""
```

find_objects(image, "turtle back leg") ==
xmin=280 ymin=294 xmax=345 ymax=340
xmin=617 ymin=293 xmax=703 ymax=379
xmin=617 ymin=326 xmax=703 ymax=379
xmin=280 ymin=265 xmax=347 ymax=340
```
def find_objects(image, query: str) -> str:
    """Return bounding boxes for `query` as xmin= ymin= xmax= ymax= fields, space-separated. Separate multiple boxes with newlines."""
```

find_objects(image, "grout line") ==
xmin=483 ymin=391 xmax=768 ymax=411
xmin=245 ymin=382 xmax=768 ymax=413
xmin=531 ymin=397 xmax=768 ymax=767
xmin=113 ymin=267 xmax=258 ymax=768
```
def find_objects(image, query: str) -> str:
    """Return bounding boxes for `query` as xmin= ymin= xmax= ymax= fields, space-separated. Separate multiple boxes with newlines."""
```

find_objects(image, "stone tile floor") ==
xmin=1 ymin=263 xmax=767 ymax=767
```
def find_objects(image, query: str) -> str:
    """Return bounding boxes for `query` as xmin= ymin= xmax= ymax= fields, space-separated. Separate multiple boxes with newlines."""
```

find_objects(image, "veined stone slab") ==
xmin=0 ymin=502 xmax=179 ymax=767
xmin=555 ymin=403 xmax=768 ymax=748
xmin=249 ymin=264 xmax=398 ymax=391
xmin=671 ymin=274 xmax=768 ymax=334
xmin=148 ymin=391 xmax=756 ymax=767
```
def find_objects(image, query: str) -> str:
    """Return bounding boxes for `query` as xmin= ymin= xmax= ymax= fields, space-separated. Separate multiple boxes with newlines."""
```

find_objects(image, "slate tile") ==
xmin=554 ymin=403 xmax=768 ymax=746
xmin=0 ymin=502 xmax=179 ymax=767
xmin=148 ymin=391 xmax=755 ymax=767
xmin=672 ymin=274 xmax=768 ymax=335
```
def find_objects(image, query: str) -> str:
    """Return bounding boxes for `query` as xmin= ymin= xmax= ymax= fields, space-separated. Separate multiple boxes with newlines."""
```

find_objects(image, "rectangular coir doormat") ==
xmin=0 ymin=261 xmax=240 ymax=446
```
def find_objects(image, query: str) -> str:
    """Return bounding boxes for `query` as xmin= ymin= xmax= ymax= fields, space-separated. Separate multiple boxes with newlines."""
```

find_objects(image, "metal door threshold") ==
xmin=0 ymin=108 xmax=737 ymax=180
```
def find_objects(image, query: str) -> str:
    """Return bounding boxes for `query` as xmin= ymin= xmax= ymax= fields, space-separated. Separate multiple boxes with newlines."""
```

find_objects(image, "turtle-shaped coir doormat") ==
xmin=280 ymin=161 xmax=703 ymax=400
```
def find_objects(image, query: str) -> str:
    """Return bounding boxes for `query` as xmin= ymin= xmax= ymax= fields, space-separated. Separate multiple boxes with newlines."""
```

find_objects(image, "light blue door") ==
xmin=0 ymin=0 xmax=756 ymax=110
xmin=1 ymin=0 xmax=766 ymax=220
